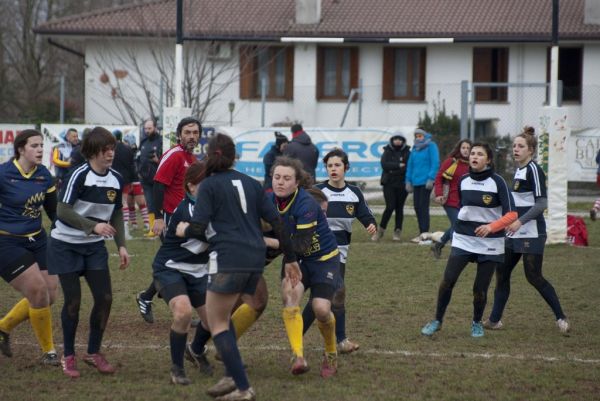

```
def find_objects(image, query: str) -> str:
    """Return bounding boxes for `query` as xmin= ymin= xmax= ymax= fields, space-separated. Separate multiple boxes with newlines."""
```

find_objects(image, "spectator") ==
xmin=52 ymin=128 xmax=79 ymax=189
xmin=405 ymin=128 xmax=440 ymax=242
xmin=263 ymin=131 xmax=289 ymax=191
xmin=372 ymin=133 xmax=410 ymax=242
xmin=284 ymin=123 xmax=319 ymax=180
xmin=590 ymin=148 xmax=600 ymax=221
xmin=138 ymin=118 xmax=163 ymax=237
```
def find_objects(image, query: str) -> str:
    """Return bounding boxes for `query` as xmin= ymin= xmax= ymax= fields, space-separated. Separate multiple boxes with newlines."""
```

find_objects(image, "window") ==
xmin=473 ymin=47 xmax=509 ymax=102
xmin=382 ymin=47 xmax=426 ymax=101
xmin=239 ymin=46 xmax=294 ymax=100
xmin=546 ymin=47 xmax=583 ymax=103
xmin=316 ymin=47 xmax=359 ymax=100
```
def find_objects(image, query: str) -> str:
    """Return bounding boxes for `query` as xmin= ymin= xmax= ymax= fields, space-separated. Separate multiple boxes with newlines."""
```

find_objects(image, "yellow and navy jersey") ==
xmin=315 ymin=182 xmax=376 ymax=263
xmin=192 ymin=169 xmax=276 ymax=273
xmin=0 ymin=159 xmax=55 ymax=236
xmin=153 ymin=196 xmax=209 ymax=277
xmin=509 ymin=161 xmax=547 ymax=238
xmin=452 ymin=168 xmax=514 ymax=255
xmin=51 ymin=163 xmax=123 ymax=244
xmin=274 ymin=187 xmax=338 ymax=262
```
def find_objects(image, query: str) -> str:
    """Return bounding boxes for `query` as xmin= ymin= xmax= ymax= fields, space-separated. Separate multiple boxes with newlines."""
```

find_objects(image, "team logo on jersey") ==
xmin=346 ymin=204 xmax=355 ymax=216
xmin=482 ymin=194 xmax=492 ymax=205
xmin=514 ymin=181 xmax=520 ymax=191
xmin=106 ymin=190 xmax=117 ymax=202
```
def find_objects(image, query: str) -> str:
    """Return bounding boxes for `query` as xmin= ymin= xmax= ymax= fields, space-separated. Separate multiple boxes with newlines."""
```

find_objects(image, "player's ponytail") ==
xmin=205 ymin=133 xmax=236 ymax=176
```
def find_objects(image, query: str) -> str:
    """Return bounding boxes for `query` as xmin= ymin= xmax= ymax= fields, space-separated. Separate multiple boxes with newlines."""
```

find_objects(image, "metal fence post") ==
xmin=470 ymin=82 xmax=476 ymax=142
xmin=261 ymin=77 xmax=267 ymax=127
xmin=59 ymin=75 xmax=65 ymax=123
xmin=460 ymin=80 xmax=468 ymax=139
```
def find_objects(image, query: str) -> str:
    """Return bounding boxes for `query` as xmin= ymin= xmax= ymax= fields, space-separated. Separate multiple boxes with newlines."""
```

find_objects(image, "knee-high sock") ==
xmin=191 ymin=322 xmax=212 ymax=355
xmin=332 ymin=304 xmax=346 ymax=343
xmin=0 ymin=298 xmax=30 ymax=333
xmin=213 ymin=330 xmax=249 ymax=391
xmin=231 ymin=303 xmax=259 ymax=340
xmin=29 ymin=306 xmax=55 ymax=353
xmin=170 ymin=329 xmax=188 ymax=369
xmin=140 ymin=205 xmax=149 ymax=226
xmin=282 ymin=306 xmax=303 ymax=357
xmin=317 ymin=313 xmax=337 ymax=354
xmin=301 ymin=302 xmax=315 ymax=335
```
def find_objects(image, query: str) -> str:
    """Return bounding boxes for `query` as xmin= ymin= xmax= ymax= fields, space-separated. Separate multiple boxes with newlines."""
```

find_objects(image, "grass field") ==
xmin=2 ymin=213 xmax=600 ymax=401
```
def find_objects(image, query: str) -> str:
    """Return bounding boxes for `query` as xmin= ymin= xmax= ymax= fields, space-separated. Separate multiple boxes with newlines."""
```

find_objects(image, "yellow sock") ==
xmin=29 ymin=306 xmax=55 ymax=353
xmin=282 ymin=306 xmax=303 ymax=357
xmin=231 ymin=303 xmax=259 ymax=340
xmin=0 ymin=298 xmax=30 ymax=333
xmin=317 ymin=312 xmax=337 ymax=354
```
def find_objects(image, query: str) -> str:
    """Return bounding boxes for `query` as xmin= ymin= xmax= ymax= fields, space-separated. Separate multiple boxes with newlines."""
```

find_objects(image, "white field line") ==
xmin=14 ymin=341 xmax=600 ymax=365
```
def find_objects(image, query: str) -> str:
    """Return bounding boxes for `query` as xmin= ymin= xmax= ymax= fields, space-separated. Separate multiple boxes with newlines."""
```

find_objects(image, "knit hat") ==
xmin=290 ymin=124 xmax=303 ymax=135
xmin=274 ymin=131 xmax=289 ymax=147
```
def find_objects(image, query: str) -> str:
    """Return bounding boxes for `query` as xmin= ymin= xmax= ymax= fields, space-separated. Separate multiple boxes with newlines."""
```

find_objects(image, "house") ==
xmin=35 ymin=0 xmax=600 ymax=137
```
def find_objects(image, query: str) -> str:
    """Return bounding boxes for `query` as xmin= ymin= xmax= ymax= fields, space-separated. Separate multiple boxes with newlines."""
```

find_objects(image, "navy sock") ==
xmin=170 ymin=329 xmax=188 ymax=368
xmin=191 ymin=323 xmax=212 ymax=355
xmin=302 ymin=301 xmax=315 ymax=335
xmin=333 ymin=305 xmax=346 ymax=342
xmin=213 ymin=330 xmax=249 ymax=391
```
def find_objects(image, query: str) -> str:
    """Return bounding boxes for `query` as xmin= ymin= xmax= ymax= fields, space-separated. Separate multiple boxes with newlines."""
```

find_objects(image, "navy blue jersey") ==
xmin=315 ymin=182 xmax=376 ymax=263
xmin=509 ymin=161 xmax=547 ymax=238
xmin=51 ymin=163 xmax=123 ymax=244
xmin=452 ymin=169 xmax=514 ymax=256
xmin=274 ymin=187 xmax=339 ymax=262
xmin=153 ymin=195 xmax=209 ymax=277
xmin=191 ymin=170 xmax=277 ymax=273
xmin=0 ymin=160 xmax=55 ymax=236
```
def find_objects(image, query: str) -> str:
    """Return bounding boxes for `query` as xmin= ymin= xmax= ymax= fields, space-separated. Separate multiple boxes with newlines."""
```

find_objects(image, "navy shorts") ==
xmin=0 ymin=231 xmax=48 ymax=283
xmin=506 ymin=236 xmax=546 ymax=255
xmin=153 ymin=264 xmax=207 ymax=308
xmin=281 ymin=254 xmax=340 ymax=300
xmin=47 ymin=237 xmax=108 ymax=275
xmin=207 ymin=272 xmax=261 ymax=295
xmin=450 ymin=246 xmax=505 ymax=264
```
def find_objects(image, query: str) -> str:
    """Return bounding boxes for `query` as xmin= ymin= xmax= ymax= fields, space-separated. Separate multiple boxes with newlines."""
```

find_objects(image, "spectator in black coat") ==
xmin=263 ymin=131 xmax=289 ymax=191
xmin=284 ymin=123 xmax=319 ymax=180
xmin=372 ymin=133 xmax=411 ymax=242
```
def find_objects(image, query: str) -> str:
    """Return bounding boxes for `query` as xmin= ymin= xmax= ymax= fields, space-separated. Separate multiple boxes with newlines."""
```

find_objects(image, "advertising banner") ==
xmin=0 ymin=124 xmax=35 ymax=163
xmin=568 ymin=128 xmax=600 ymax=182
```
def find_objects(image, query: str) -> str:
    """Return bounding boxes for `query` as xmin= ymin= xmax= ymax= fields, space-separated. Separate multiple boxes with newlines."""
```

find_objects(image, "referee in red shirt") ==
xmin=136 ymin=117 xmax=201 ymax=323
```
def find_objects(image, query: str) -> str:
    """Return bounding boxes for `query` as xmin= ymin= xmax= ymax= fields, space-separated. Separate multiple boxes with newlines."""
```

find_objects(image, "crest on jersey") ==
xmin=107 ymin=190 xmax=117 ymax=202
xmin=514 ymin=181 xmax=520 ymax=191
xmin=346 ymin=204 xmax=355 ymax=215
xmin=482 ymin=194 xmax=492 ymax=205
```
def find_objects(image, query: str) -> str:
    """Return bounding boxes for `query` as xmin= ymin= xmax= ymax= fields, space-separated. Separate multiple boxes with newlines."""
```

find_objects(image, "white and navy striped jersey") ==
xmin=509 ymin=161 xmax=546 ymax=238
xmin=153 ymin=196 xmax=209 ymax=278
xmin=51 ymin=163 xmax=123 ymax=244
xmin=452 ymin=168 xmax=514 ymax=255
xmin=315 ymin=182 xmax=376 ymax=263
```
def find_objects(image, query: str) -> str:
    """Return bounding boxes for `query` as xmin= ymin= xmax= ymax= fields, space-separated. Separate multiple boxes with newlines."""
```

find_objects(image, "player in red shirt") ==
xmin=136 ymin=117 xmax=201 ymax=323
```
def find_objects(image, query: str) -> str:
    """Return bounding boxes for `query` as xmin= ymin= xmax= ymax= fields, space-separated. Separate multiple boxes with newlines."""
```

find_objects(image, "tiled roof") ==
xmin=34 ymin=0 xmax=600 ymax=41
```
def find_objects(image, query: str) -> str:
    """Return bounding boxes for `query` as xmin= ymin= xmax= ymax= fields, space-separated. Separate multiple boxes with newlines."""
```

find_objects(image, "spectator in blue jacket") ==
xmin=405 ymin=128 xmax=440 ymax=239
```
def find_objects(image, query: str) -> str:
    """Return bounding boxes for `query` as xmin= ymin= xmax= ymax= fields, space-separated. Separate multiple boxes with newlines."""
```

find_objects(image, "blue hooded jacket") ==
xmin=405 ymin=132 xmax=440 ymax=186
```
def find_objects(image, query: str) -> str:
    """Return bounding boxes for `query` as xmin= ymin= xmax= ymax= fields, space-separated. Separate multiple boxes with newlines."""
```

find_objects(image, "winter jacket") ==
xmin=434 ymin=156 xmax=469 ymax=208
xmin=263 ymin=145 xmax=283 ymax=190
xmin=380 ymin=136 xmax=410 ymax=188
xmin=138 ymin=133 xmax=163 ymax=185
xmin=284 ymin=131 xmax=319 ymax=179
xmin=406 ymin=135 xmax=440 ymax=186
xmin=112 ymin=142 xmax=136 ymax=185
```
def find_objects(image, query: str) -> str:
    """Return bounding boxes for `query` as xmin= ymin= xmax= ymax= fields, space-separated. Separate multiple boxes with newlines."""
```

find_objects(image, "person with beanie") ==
xmin=263 ymin=131 xmax=289 ymax=191
xmin=405 ymin=128 xmax=440 ymax=241
xmin=373 ymin=133 xmax=411 ymax=241
xmin=284 ymin=123 xmax=319 ymax=180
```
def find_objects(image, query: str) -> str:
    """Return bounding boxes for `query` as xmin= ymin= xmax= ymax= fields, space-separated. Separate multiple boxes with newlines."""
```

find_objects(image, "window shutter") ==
xmin=239 ymin=46 xmax=253 ymax=99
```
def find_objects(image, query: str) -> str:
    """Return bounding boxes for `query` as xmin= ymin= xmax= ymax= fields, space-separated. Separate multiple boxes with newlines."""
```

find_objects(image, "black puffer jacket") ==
xmin=380 ymin=135 xmax=410 ymax=187
xmin=284 ymin=131 xmax=319 ymax=179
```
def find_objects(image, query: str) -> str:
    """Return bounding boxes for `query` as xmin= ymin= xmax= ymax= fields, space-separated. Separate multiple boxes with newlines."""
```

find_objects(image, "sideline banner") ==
xmin=41 ymin=124 xmax=138 ymax=175
xmin=568 ymin=128 xmax=600 ymax=182
xmin=0 ymin=124 xmax=35 ymax=163
xmin=212 ymin=126 xmax=416 ymax=182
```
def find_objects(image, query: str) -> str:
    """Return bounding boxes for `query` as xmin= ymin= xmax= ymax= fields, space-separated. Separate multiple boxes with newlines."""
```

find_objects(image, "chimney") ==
xmin=585 ymin=0 xmax=600 ymax=24
xmin=296 ymin=0 xmax=321 ymax=24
